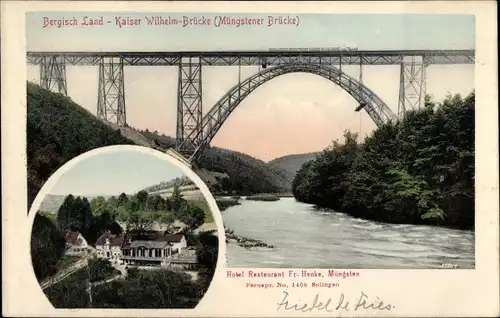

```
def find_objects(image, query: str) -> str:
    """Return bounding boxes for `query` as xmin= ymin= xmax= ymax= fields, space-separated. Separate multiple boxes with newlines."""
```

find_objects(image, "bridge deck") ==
xmin=27 ymin=49 xmax=475 ymax=66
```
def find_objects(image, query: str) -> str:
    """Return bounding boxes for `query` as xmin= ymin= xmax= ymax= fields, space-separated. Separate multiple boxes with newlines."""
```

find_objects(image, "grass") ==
xmin=188 ymin=199 xmax=214 ymax=223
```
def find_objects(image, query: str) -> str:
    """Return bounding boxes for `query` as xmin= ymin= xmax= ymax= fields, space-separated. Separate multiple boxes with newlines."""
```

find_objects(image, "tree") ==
xmin=90 ymin=269 xmax=200 ymax=308
xmin=159 ymin=213 xmax=176 ymax=233
xmin=146 ymin=195 xmax=165 ymax=211
xmin=125 ymin=199 xmax=140 ymax=213
xmin=108 ymin=221 xmax=123 ymax=235
xmin=76 ymin=197 xmax=93 ymax=235
xmin=136 ymin=190 xmax=149 ymax=206
xmin=170 ymin=186 xmax=185 ymax=214
xmin=31 ymin=213 xmax=66 ymax=281
xmin=116 ymin=205 xmax=129 ymax=223
xmin=125 ymin=210 xmax=154 ymax=235
xmin=88 ymin=257 xmax=119 ymax=282
xmin=90 ymin=196 xmax=106 ymax=215
xmin=292 ymin=92 xmax=475 ymax=229
xmin=194 ymin=232 xmax=219 ymax=292
xmin=86 ymin=209 xmax=117 ymax=244
xmin=107 ymin=196 xmax=119 ymax=208
xmin=118 ymin=192 xmax=128 ymax=205
xmin=56 ymin=194 xmax=75 ymax=230
xmin=56 ymin=195 xmax=93 ymax=236
xmin=180 ymin=203 xmax=206 ymax=231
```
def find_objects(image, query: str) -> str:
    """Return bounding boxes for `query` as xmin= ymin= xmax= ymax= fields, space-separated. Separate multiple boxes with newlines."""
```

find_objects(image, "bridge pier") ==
xmin=40 ymin=56 xmax=67 ymax=95
xmin=97 ymin=57 xmax=127 ymax=126
xmin=398 ymin=56 xmax=428 ymax=117
xmin=176 ymin=58 xmax=203 ymax=155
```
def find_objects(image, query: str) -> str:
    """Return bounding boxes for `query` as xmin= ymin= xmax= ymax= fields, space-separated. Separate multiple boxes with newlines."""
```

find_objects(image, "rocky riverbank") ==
xmin=225 ymin=228 xmax=275 ymax=249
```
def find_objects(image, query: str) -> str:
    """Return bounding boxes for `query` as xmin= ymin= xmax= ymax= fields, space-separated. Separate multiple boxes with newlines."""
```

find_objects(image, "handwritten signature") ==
xmin=276 ymin=291 xmax=395 ymax=312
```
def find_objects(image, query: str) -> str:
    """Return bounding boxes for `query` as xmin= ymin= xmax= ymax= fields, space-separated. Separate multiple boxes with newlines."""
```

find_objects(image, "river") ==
xmin=222 ymin=198 xmax=475 ymax=269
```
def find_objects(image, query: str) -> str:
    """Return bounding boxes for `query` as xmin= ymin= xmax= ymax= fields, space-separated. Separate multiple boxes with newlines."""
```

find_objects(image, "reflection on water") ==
xmin=223 ymin=198 xmax=475 ymax=269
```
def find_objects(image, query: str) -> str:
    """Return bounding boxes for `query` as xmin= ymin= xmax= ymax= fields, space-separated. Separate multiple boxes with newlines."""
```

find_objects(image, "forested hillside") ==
xmin=27 ymin=83 xmax=289 ymax=211
xmin=142 ymin=176 xmax=195 ymax=193
xmin=27 ymin=83 xmax=135 ymax=209
xmin=138 ymin=131 xmax=290 ymax=194
xmin=268 ymin=152 xmax=319 ymax=188
xmin=292 ymin=93 xmax=475 ymax=230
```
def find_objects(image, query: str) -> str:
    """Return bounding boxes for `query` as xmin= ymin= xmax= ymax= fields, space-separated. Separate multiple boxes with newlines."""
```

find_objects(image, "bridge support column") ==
xmin=40 ymin=56 xmax=67 ymax=95
xmin=398 ymin=56 xmax=427 ymax=118
xmin=97 ymin=57 xmax=127 ymax=126
xmin=358 ymin=57 xmax=364 ymax=133
xmin=176 ymin=58 xmax=203 ymax=155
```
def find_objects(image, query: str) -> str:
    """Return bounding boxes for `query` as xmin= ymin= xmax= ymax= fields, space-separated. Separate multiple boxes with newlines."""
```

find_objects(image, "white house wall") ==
xmin=172 ymin=237 xmax=187 ymax=252
xmin=76 ymin=234 xmax=89 ymax=248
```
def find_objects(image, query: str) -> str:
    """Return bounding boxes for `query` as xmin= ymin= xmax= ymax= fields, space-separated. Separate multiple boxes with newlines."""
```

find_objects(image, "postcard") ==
xmin=1 ymin=1 xmax=499 ymax=317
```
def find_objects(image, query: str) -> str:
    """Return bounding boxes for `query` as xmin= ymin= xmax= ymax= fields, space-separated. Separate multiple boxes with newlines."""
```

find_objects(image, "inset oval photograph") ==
xmin=29 ymin=146 xmax=221 ymax=308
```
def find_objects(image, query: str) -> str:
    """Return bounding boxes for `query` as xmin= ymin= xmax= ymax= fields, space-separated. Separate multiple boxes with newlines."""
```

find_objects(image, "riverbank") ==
xmin=296 ymin=199 xmax=474 ymax=231
xmin=196 ymin=222 xmax=217 ymax=233
xmin=214 ymin=194 xmax=288 ymax=206
xmin=245 ymin=195 xmax=280 ymax=202
xmin=222 ymin=198 xmax=475 ymax=268
xmin=225 ymin=228 xmax=275 ymax=249
xmin=216 ymin=197 xmax=241 ymax=211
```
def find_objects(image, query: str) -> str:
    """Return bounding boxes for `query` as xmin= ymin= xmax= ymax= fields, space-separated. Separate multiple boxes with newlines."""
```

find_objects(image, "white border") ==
xmin=2 ymin=1 xmax=499 ymax=317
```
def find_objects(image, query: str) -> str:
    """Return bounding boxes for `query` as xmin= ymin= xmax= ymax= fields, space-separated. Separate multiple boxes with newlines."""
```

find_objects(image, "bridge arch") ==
xmin=180 ymin=63 xmax=397 ymax=161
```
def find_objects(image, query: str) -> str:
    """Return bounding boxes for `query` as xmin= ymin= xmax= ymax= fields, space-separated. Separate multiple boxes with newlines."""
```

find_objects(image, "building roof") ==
xmin=158 ymin=233 xmax=185 ymax=243
xmin=95 ymin=231 xmax=184 ymax=247
xmin=128 ymin=240 xmax=172 ymax=249
xmin=64 ymin=231 xmax=84 ymax=246
xmin=95 ymin=232 xmax=125 ymax=247
xmin=127 ymin=231 xmax=185 ymax=243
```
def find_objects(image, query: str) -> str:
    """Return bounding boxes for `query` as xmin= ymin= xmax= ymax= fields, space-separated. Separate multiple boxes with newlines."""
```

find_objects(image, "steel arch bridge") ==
xmin=178 ymin=63 xmax=396 ymax=161
xmin=26 ymin=49 xmax=475 ymax=162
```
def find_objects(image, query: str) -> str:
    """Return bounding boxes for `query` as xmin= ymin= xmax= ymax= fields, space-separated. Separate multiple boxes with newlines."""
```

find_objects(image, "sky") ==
xmin=26 ymin=13 xmax=475 ymax=161
xmin=49 ymin=150 xmax=185 ymax=196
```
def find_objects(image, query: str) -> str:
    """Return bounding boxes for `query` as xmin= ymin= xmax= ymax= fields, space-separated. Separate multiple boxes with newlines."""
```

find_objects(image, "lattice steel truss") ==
xmin=97 ymin=57 xmax=127 ymax=126
xmin=39 ymin=56 xmax=67 ymax=95
xmin=176 ymin=58 xmax=203 ymax=154
xmin=27 ymin=50 xmax=475 ymax=66
xmin=178 ymin=63 xmax=397 ymax=161
xmin=398 ymin=56 xmax=428 ymax=117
